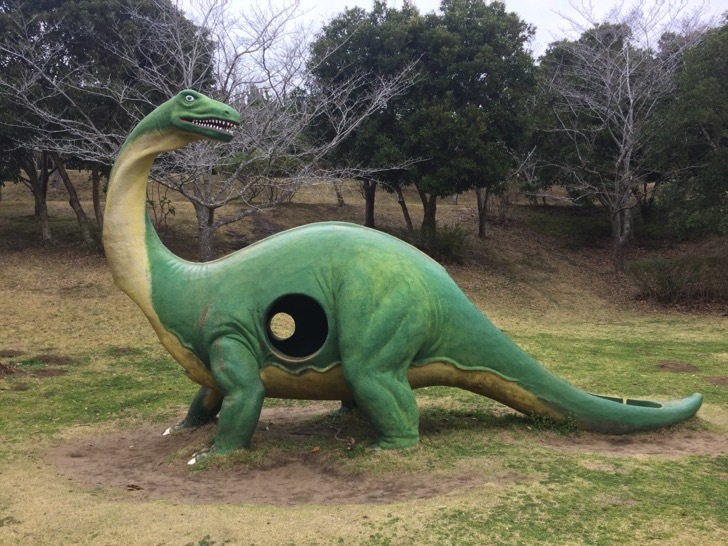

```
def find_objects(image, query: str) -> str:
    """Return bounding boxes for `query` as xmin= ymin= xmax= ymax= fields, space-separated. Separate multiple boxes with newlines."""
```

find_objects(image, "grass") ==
xmin=1 ymin=350 xmax=189 ymax=433
xmin=513 ymin=328 xmax=726 ymax=397
xmin=420 ymin=458 xmax=728 ymax=545
xmin=1 ymin=179 xmax=727 ymax=544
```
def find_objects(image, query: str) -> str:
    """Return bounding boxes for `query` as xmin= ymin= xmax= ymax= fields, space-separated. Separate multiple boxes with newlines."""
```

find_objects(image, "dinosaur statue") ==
xmin=104 ymin=90 xmax=703 ymax=464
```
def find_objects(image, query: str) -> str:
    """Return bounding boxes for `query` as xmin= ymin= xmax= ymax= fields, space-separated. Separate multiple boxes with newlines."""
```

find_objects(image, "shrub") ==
xmin=424 ymin=223 xmax=470 ymax=263
xmin=627 ymin=255 xmax=728 ymax=303
xmin=386 ymin=223 xmax=470 ymax=264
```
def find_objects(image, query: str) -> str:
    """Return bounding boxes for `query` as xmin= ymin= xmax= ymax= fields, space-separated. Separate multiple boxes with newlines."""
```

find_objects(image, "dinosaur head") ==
xmin=133 ymin=89 xmax=241 ymax=145
xmin=170 ymin=89 xmax=240 ymax=142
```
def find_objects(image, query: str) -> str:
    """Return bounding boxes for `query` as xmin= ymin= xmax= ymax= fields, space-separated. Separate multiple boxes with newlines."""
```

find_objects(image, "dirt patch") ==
xmin=0 ymin=350 xmax=25 ymax=358
xmin=48 ymin=405 xmax=511 ymax=506
xmin=0 ymin=353 xmax=72 ymax=378
xmin=48 ymin=405 xmax=728 ymax=507
xmin=657 ymin=360 xmax=700 ymax=373
xmin=0 ymin=365 xmax=67 ymax=379
xmin=0 ymin=363 xmax=18 ymax=377
xmin=0 ymin=362 xmax=68 ymax=378
xmin=32 ymin=368 xmax=67 ymax=377
xmin=34 ymin=354 xmax=73 ymax=366
xmin=537 ymin=428 xmax=728 ymax=458
xmin=706 ymin=376 xmax=728 ymax=387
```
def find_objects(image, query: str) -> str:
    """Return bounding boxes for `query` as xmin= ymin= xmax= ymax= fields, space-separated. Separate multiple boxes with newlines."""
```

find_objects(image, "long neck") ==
xmin=104 ymin=132 xmax=196 ymax=310
xmin=103 ymin=131 xmax=191 ymax=319
xmin=103 ymin=130 xmax=217 ymax=389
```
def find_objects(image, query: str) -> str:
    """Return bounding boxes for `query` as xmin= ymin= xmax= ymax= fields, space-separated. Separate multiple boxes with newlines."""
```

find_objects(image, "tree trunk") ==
xmin=21 ymin=153 xmax=52 ymax=242
xmin=611 ymin=208 xmax=632 ymax=275
xmin=35 ymin=152 xmax=49 ymax=220
xmin=417 ymin=186 xmax=437 ymax=239
xmin=361 ymin=179 xmax=377 ymax=228
xmin=194 ymin=202 xmax=217 ymax=262
xmin=395 ymin=186 xmax=413 ymax=231
xmin=50 ymin=152 xmax=95 ymax=246
xmin=333 ymin=180 xmax=345 ymax=207
xmin=91 ymin=167 xmax=104 ymax=234
xmin=475 ymin=186 xmax=491 ymax=238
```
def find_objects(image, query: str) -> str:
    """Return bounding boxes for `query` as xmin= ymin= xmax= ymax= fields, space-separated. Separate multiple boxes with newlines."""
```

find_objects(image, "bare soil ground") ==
xmin=47 ymin=405 xmax=498 ymax=506
xmin=46 ymin=404 xmax=728 ymax=508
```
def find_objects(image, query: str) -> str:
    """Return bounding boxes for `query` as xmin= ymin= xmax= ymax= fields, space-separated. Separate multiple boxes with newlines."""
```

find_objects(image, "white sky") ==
xmin=247 ymin=0 xmax=728 ymax=56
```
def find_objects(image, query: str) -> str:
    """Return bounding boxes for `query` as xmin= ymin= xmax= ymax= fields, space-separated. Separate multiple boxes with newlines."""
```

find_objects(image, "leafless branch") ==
xmin=539 ymin=0 xmax=713 ymax=271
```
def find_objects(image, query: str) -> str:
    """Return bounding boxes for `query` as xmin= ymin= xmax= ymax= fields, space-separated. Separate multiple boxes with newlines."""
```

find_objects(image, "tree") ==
xmin=0 ymin=0 xmax=411 ymax=259
xmin=311 ymin=0 xmax=535 ymax=238
xmin=650 ymin=18 xmax=728 ymax=236
xmin=538 ymin=0 xmax=708 ymax=272
xmin=158 ymin=0 xmax=414 ymax=259
xmin=417 ymin=0 xmax=535 ymax=238
xmin=308 ymin=3 xmax=421 ymax=229
xmin=0 ymin=0 xmax=210 ymax=245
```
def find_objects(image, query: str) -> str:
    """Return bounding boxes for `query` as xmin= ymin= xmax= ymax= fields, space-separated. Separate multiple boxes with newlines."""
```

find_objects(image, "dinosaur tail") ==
xmin=415 ymin=357 xmax=703 ymax=433
xmin=414 ymin=321 xmax=703 ymax=433
xmin=492 ymin=362 xmax=703 ymax=434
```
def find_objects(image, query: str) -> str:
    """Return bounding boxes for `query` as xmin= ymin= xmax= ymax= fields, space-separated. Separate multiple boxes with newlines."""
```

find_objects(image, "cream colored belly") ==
xmin=258 ymin=361 xmax=475 ymax=400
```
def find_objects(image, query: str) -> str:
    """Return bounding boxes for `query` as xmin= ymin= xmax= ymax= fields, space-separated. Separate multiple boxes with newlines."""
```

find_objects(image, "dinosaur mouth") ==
xmin=181 ymin=117 xmax=238 ymax=135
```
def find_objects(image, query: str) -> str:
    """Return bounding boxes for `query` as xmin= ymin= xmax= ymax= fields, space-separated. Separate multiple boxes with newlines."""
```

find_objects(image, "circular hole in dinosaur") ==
xmin=265 ymin=294 xmax=329 ymax=359
xmin=268 ymin=312 xmax=296 ymax=340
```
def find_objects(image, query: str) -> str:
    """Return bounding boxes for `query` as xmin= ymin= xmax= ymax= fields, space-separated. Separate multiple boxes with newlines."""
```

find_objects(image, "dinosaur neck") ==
xmin=104 ymin=130 xmax=217 ymax=389
xmin=104 ymin=131 xmax=189 ymax=316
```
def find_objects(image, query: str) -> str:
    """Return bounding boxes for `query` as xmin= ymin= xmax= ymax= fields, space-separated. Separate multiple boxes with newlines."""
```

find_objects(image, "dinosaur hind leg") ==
xmin=339 ymin=399 xmax=358 ymax=413
xmin=183 ymin=386 xmax=224 ymax=426
xmin=163 ymin=385 xmax=223 ymax=435
xmin=336 ymin=278 xmax=431 ymax=450
xmin=343 ymin=365 xmax=420 ymax=450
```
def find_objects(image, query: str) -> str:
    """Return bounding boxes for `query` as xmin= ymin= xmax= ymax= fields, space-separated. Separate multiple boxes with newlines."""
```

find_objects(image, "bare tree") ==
xmin=152 ymin=0 xmax=415 ymax=260
xmin=540 ymin=0 xmax=709 ymax=272
xmin=0 ymin=0 xmax=414 ymax=258
xmin=0 ymin=0 xmax=193 ymax=244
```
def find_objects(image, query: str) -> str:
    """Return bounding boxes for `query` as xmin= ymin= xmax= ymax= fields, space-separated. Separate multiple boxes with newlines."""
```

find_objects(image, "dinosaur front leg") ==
xmin=163 ymin=386 xmax=223 ymax=436
xmin=188 ymin=337 xmax=264 ymax=464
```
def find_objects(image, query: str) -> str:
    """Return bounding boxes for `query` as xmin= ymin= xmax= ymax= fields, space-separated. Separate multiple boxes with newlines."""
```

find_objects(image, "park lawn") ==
xmin=0 ymin=180 xmax=726 ymax=545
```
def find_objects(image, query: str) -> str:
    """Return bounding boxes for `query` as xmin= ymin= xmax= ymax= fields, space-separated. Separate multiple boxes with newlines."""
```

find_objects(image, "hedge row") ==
xmin=627 ymin=256 xmax=728 ymax=303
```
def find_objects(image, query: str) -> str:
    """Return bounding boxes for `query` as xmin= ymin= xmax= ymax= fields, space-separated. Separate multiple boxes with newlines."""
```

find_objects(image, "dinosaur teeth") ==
xmin=183 ymin=117 xmax=237 ymax=134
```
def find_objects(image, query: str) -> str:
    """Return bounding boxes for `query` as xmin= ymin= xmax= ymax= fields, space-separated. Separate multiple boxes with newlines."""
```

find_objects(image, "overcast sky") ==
xmin=254 ymin=0 xmax=728 ymax=56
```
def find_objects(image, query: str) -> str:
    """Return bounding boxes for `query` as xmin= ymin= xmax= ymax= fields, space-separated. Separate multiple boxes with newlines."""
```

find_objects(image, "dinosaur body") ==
xmin=105 ymin=91 xmax=703 ymax=461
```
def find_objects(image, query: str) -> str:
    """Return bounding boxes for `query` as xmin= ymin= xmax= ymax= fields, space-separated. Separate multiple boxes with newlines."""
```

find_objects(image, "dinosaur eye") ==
xmin=185 ymin=94 xmax=195 ymax=102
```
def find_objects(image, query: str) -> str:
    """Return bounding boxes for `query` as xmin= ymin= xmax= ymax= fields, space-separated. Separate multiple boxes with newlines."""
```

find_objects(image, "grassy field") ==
xmin=0 ymin=178 xmax=726 ymax=545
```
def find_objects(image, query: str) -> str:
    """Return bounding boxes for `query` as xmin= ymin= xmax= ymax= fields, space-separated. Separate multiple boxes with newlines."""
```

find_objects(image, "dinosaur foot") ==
xmin=162 ymin=421 xmax=188 ymax=436
xmin=368 ymin=439 xmax=419 ymax=452
xmin=163 ymin=417 xmax=217 ymax=436
xmin=187 ymin=447 xmax=212 ymax=465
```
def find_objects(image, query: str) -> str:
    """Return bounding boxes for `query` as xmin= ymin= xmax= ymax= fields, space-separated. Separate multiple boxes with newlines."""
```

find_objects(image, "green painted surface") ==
xmin=107 ymin=91 xmax=703 ymax=460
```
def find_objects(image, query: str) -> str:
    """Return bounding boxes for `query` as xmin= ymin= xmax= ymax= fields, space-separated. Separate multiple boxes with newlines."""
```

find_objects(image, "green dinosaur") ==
xmin=104 ymin=90 xmax=703 ymax=464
